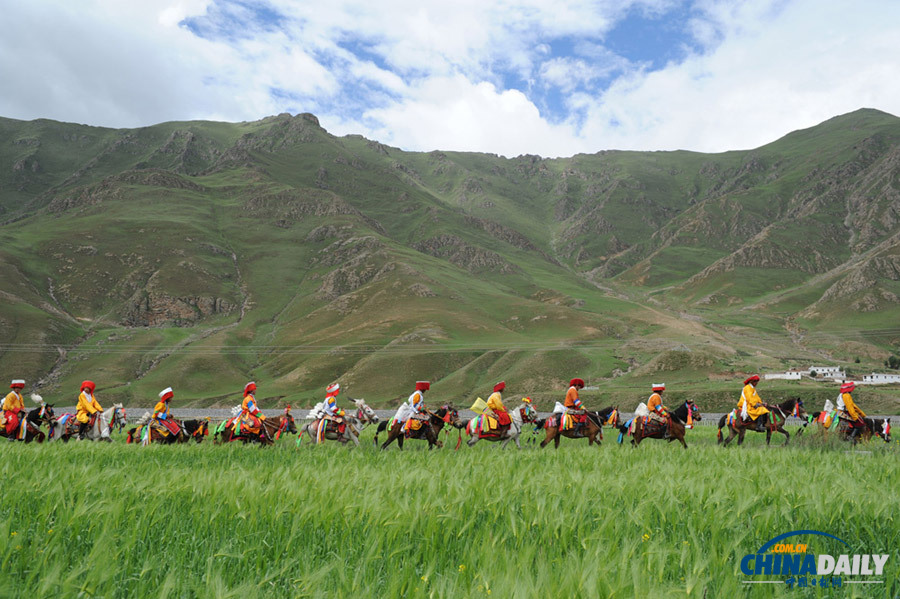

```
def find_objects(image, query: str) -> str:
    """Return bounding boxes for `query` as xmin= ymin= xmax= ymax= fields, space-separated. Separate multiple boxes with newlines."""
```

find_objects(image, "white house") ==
xmin=862 ymin=373 xmax=900 ymax=384
xmin=808 ymin=366 xmax=845 ymax=379
xmin=764 ymin=371 xmax=803 ymax=381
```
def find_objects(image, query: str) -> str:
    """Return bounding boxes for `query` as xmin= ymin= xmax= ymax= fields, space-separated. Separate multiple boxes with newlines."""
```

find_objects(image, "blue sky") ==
xmin=2 ymin=0 xmax=900 ymax=157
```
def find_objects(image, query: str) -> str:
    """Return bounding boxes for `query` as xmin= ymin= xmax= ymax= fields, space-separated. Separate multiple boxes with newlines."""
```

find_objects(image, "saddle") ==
xmin=154 ymin=419 xmax=182 ymax=436
xmin=642 ymin=415 xmax=668 ymax=437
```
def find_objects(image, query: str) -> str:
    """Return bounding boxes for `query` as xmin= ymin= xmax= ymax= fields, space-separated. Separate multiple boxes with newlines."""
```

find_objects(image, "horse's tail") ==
xmin=373 ymin=420 xmax=388 ymax=446
xmin=125 ymin=428 xmax=135 ymax=444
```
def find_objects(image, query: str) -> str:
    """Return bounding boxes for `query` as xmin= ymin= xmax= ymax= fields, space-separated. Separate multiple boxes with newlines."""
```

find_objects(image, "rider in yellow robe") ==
xmin=737 ymin=375 xmax=768 ymax=431
xmin=2 ymin=379 xmax=26 ymax=440
xmin=839 ymin=382 xmax=867 ymax=441
xmin=485 ymin=381 xmax=511 ymax=430
xmin=151 ymin=387 xmax=176 ymax=438
xmin=76 ymin=380 xmax=103 ymax=440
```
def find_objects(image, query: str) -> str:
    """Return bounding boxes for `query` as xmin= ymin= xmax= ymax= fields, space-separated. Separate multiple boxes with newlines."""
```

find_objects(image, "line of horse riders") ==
xmin=0 ymin=374 xmax=892 ymax=447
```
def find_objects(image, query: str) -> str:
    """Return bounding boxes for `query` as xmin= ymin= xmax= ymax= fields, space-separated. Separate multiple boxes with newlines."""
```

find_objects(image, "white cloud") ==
xmin=1 ymin=0 xmax=899 ymax=157
xmin=356 ymin=75 xmax=584 ymax=157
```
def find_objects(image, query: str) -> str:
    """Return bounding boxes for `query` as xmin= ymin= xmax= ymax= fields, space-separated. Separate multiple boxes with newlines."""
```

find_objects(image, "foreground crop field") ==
xmin=1 ymin=428 xmax=897 ymax=598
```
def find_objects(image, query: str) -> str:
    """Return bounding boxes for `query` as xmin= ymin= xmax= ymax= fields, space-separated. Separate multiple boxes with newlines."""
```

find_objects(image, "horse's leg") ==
xmin=467 ymin=435 xmax=478 ymax=447
xmin=766 ymin=429 xmax=772 ymax=446
xmin=780 ymin=426 xmax=790 ymax=446
xmin=717 ymin=427 xmax=725 ymax=444
xmin=539 ymin=428 xmax=554 ymax=449
xmin=678 ymin=432 xmax=687 ymax=449
xmin=737 ymin=428 xmax=746 ymax=446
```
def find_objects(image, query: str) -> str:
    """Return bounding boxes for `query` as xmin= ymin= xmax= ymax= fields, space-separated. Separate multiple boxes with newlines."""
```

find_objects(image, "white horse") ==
xmin=51 ymin=403 xmax=126 ymax=442
xmin=465 ymin=402 xmax=538 ymax=449
xmin=298 ymin=398 xmax=378 ymax=446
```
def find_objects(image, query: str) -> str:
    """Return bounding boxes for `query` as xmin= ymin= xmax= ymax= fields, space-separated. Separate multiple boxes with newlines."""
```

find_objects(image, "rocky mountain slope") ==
xmin=0 ymin=109 xmax=898 ymax=409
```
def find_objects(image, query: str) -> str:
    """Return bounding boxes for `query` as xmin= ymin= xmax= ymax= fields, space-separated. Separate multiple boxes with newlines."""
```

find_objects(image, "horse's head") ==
xmin=32 ymin=402 xmax=56 ymax=427
xmin=281 ymin=412 xmax=298 ymax=434
xmin=598 ymin=405 xmax=621 ymax=428
xmin=436 ymin=404 xmax=461 ymax=428
xmin=352 ymin=398 xmax=380 ymax=424
xmin=519 ymin=402 xmax=538 ymax=424
xmin=687 ymin=400 xmax=702 ymax=422
xmin=875 ymin=417 xmax=891 ymax=443
xmin=111 ymin=404 xmax=127 ymax=431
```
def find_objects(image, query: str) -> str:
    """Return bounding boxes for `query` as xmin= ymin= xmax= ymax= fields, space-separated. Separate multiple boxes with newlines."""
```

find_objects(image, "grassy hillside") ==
xmin=0 ymin=110 xmax=899 ymax=411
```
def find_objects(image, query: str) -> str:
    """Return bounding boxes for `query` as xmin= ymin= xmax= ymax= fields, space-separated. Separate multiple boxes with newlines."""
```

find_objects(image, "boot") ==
xmin=848 ymin=427 xmax=860 ymax=443
xmin=77 ymin=422 xmax=89 ymax=440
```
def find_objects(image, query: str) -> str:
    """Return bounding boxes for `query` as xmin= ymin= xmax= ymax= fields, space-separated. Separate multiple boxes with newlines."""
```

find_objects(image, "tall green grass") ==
xmin=1 ymin=427 xmax=896 ymax=598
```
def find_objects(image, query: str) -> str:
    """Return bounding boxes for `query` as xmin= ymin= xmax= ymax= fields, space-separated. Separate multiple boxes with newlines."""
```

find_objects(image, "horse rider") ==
xmin=564 ymin=378 xmax=586 ymax=434
xmin=237 ymin=382 xmax=265 ymax=437
xmin=2 ymin=379 xmax=27 ymax=441
xmin=486 ymin=381 xmax=511 ymax=433
xmin=152 ymin=387 xmax=180 ymax=438
xmin=738 ymin=375 xmax=768 ymax=432
xmin=322 ymin=383 xmax=348 ymax=442
xmin=646 ymin=383 xmax=670 ymax=437
xmin=837 ymin=381 xmax=867 ymax=442
xmin=403 ymin=381 xmax=430 ymax=435
xmin=76 ymin=380 xmax=103 ymax=440
xmin=153 ymin=387 xmax=174 ymax=422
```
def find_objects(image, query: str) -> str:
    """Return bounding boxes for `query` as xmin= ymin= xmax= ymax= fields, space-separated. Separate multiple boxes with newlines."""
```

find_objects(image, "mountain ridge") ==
xmin=1 ymin=108 xmax=898 ymax=411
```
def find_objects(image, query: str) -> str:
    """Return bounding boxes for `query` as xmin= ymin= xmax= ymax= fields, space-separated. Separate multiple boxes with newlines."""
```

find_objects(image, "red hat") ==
xmin=10 ymin=379 xmax=25 ymax=389
xmin=744 ymin=375 xmax=760 ymax=385
xmin=244 ymin=381 xmax=257 ymax=396
xmin=326 ymin=383 xmax=340 ymax=397
xmin=415 ymin=381 xmax=431 ymax=391
xmin=570 ymin=378 xmax=585 ymax=388
xmin=81 ymin=380 xmax=96 ymax=392
xmin=158 ymin=387 xmax=174 ymax=402
xmin=652 ymin=383 xmax=666 ymax=392
xmin=493 ymin=381 xmax=506 ymax=393
xmin=840 ymin=382 xmax=855 ymax=393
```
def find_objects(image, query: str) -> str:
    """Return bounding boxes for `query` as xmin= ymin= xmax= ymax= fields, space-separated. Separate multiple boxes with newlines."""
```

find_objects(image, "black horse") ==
xmin=1 ymin=404 xmax=55 ymax=443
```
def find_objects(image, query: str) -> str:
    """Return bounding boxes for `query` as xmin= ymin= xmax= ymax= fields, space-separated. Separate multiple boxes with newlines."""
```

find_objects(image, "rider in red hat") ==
xmin=564 ymin=378 xmax=587 ymax=433
xmin=76 ymin=380 xmax=103 ymax=440
xmin=3 ymin=379 xmax=27 ymax=440
xmin=737 ymin=375 xmax=768 ymax=432
xmin=838 ymin=381 xmax=867 ymax=442
xmin=486 ymin=381 xmax=511 ymax=431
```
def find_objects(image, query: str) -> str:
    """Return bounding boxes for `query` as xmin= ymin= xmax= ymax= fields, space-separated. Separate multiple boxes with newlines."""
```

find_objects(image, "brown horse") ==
xmin=214 ymin=413 xmax=295 ymax=445
xmin=619 ymin=401 xmax=701 ymax=449
xmin=377 ymin=405 xmax=460 ymax=450
xmin=538 ymin=406 xmax=619 ymax=449
xmin=719 ymin=398 xmax=806 ymax=447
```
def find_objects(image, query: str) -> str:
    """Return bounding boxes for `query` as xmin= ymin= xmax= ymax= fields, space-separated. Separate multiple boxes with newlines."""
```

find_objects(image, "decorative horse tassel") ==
xmin=685 ymin=405 xmax=693 ymax=429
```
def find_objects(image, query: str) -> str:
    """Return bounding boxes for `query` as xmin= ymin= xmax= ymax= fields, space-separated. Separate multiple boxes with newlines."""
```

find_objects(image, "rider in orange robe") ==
xmin=564 ymin=378 xmax=586 ymax=432
xmin=238 ymin=382 xmax=264 ymax=435
xmin=2 ymin=379 xmax=26 ymax=440
xmin=646 ymin=383 xmax=670 ymax=437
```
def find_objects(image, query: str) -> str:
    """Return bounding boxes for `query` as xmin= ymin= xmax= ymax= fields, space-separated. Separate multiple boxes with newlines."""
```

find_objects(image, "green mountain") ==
xmin=1 ymin=109 xmax=899 ymax=411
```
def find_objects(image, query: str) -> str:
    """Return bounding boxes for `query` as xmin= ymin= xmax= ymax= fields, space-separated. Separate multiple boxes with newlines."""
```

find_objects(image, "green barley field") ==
xmin=1 ymin=427 xmax=897 ymax=598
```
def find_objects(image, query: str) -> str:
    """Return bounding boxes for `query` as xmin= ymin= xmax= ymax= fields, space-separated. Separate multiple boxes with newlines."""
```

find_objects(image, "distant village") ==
xmin=764 ymin=366 xmax=900 ymax=385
